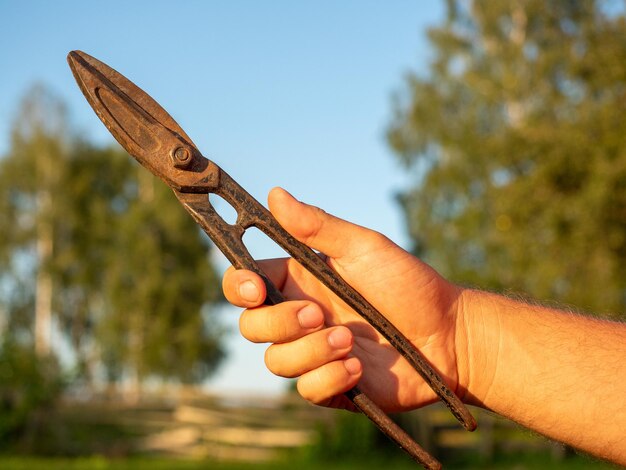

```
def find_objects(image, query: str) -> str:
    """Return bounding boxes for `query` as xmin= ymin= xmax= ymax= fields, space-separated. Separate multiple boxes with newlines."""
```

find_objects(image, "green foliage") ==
xmin=95 ymin=170 xmax=224 ymax=383
xmin=0 ymin=85 xmax=225 ymax=388
xmin=304 ymin=411 xmax=396 ymax=462
xmin=388 ymin=1 xmax=626 ymax=317
xmin=0 ymin=336 xmax=63 ymax=447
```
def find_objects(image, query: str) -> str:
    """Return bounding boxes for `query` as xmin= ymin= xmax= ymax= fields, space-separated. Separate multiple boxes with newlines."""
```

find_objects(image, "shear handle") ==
xmin=175 ymin=190 xmax=441 ymax=469
xmin=175 ymin=191 xmax=284 ymax=304
xmin=212 ymin=172 xmax=476 ymax=432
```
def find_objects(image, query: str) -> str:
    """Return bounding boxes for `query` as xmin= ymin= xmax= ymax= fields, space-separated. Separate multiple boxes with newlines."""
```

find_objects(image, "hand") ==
xmin=222 ymin=187 xmax=468 ymax=413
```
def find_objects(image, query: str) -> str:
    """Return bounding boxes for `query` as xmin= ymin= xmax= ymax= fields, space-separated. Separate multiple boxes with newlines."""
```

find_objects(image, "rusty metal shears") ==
xmin=67 ymin=50 xmax=476 ymax=469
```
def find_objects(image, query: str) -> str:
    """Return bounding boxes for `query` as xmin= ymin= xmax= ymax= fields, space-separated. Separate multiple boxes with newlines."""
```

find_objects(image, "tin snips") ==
xmin=67 ymin=50 xmax=476 ymax=469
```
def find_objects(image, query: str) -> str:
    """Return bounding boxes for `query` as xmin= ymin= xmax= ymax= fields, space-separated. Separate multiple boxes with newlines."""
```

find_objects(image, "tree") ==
xmin=0 ymin=85 xmax=67 ymax=352
xmin=387 ymin=0 xmax=626 ymax=319
xmin=0 ymin=85 xmax=225 ymax=391
xmin=95 ymin=168 xmax=225 ymax=388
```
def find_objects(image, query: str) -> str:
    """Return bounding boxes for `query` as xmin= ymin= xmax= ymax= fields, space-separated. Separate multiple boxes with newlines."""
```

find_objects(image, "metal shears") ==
xmin=67 ymin=50 xmax=476 ymax=469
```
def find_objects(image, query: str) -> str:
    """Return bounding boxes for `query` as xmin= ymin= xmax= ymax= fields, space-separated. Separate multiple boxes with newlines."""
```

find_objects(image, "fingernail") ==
xmin=239 ymin=280 xmax=259 ymax=302
xmin=343 ymin=357 xmax=361 ymax=376
xmin=328 ymin=327 xmax=352 ymax=349
xmin=297 ymin=305 xmax=323 ymax=329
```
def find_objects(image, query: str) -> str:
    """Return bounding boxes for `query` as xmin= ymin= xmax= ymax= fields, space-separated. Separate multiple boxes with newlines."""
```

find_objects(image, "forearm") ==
xmin=458 ymin=289 xmax=626 ymax=464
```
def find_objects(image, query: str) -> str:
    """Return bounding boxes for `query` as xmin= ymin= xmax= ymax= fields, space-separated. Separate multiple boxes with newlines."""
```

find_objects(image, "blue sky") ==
xmin=0 ymin=1 xmax=443 ymax=394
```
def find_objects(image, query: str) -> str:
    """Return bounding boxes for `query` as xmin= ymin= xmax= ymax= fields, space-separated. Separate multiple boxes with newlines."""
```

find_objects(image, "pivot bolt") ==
xmin=171 ymin=146 xmax=192 ymax=168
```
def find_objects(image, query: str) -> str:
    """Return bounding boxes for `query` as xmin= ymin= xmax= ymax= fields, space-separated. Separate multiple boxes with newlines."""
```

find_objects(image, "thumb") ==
xmin=268 ymin=187 xmax=377 ymax=260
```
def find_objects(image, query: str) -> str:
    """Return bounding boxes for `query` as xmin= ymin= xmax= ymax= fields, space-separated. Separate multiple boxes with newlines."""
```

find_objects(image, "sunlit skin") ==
xmin=222 ymin=187 xmax=626 ymax=465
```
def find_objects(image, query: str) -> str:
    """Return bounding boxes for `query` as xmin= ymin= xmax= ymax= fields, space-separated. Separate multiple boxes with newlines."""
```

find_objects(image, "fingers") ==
xmin=222 ymin=267 xmax=265 ymax=307
xmin=237 ymin=298 xmax=362 ymax=404
xmin=297 ymin=357 xmax=362 ymax=405
xmin=239 ymin=301 xmax=325 ymax=343
xmin=220 ymin=188 xmax=379 ymax=408
xmin=262 ymin=325 xmax=362 ymax=405
xmin=222 ymin=261 xmax=291 ymax=308
xmin=264 ymin=326 xmax=353 ymax=377
xmin=264 ymin=323 xmax=363 ymax=404
xmin=268 ymin=187 xmax=382 ymax=260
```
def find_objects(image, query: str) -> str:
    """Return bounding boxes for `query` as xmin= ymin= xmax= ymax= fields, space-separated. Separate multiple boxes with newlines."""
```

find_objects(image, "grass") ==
xmin=0 ymin=452 xmax=619 ymax=470
xmin=0 ymin=458 xmax=423 ymax=469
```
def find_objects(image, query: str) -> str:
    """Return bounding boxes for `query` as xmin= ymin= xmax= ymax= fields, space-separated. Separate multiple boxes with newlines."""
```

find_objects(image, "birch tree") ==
xmin=0 ymin=86 xmax=225 ymax=393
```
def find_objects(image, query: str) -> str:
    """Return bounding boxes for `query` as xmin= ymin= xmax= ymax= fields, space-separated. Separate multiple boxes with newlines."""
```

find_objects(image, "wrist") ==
xmin=454 ymin=287 xmax=500 ymax=408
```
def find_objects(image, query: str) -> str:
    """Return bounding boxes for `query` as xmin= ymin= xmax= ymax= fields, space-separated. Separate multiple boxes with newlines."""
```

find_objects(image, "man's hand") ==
xmin=222 ymin=187 xmax=468 ymax=412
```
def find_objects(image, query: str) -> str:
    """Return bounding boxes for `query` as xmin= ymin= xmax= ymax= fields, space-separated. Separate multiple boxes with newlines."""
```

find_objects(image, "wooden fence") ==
xmin=59 ymin=389 xmax=568 ymax=463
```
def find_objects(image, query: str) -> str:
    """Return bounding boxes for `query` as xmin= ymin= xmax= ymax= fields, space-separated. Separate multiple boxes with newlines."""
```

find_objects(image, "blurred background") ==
xmin=0 ymin=1 xmax=624 ymax=469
